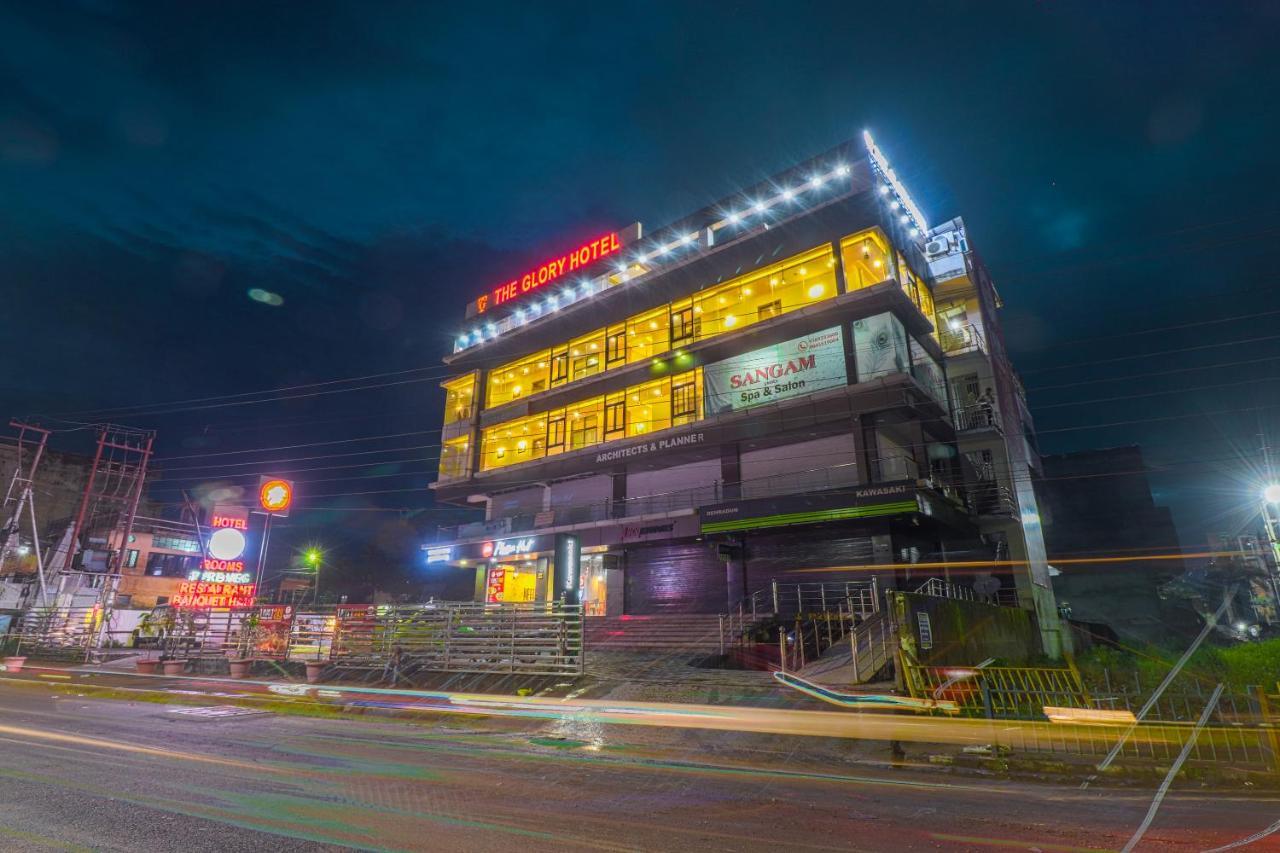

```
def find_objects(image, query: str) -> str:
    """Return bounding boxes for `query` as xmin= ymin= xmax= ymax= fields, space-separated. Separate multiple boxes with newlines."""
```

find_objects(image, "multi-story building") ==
xmin=428 ymin=133 xmax=1065 ymax=655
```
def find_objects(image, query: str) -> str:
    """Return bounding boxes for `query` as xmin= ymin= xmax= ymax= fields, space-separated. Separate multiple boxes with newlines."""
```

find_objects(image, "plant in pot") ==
xmin=228 ymin=612 xmax=262 ymax=678
xmin=132 ymin=610 xmax=166 ymax=674
xmin=154 ymin=608 xmax=193 ymax=676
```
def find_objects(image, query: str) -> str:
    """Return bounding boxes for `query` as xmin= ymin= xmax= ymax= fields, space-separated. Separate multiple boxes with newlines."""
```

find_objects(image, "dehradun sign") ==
xmin=702 ymin=326 xmax=847 ymax=415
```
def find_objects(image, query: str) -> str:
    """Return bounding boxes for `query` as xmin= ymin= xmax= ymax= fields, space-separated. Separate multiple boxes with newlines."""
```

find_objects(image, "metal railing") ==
xmin=848 ymin=611 xmax=896 ymax=683
xmin=720 ymin=579 xmax=879 ymax=659
xmin=913 ymin=577 xmax=1020 ymax=608
xmin=939 ymin=322 xmax=988 ymax=357
xmin=970 ymin=481 xmax=1017 ymax=517
xmin=287 ymin=602 xmax=584 ymax=677
xmin=954 ymin=402 xmax=1002 ymax=432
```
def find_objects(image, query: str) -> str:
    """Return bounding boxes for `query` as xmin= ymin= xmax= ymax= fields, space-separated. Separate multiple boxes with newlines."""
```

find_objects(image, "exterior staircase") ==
xmin=583 ymin=614 xmax=726 ymax=655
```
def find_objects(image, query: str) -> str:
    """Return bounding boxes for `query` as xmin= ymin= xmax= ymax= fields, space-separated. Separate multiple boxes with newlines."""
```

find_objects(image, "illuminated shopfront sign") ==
xmin=172 ymin=580 xmax=257 ymax=608
xmin=481 ymin=537 xmax=536 ymax=559
xmin=475 ymin=232 xmax=621 ymax=314
xmin=425 ymin=545 xmax=452 ymax=563
xmin=703 ymin=326 xmax=846 ymax=415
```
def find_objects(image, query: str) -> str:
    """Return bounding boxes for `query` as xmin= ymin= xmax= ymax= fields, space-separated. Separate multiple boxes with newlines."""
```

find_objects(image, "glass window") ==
xmin=627 ymin=376 xmax=672 ymax=436
xmin=152 ymin=535 xmax=200 ymax=553
xmin=605 ymin=326 xmax=627 ymax=367
xmin=852 ymin=312 xmax=910 ymax=383
xmin=672 ymin=372 xmax=700 ymax=425
xmin=569 ymin=402 xmax=602 ymax=449
xmin=670 ymin=301 xmax=697 ymax=347
xmin=605 ymin=395 xmax=626 ymax=438
xmin=910 ymin=337 xmax=948 ymax=406
xmin=125 ymin=549 xmax=139 ymax=568
xmin=568 ymin=330 xmax=605 ymax=381
xmin=693 ymin=246 xmax=835 ymax=341
xmin=442 ymin=374 xmax=477 ymax=425
xmin=628 ymin=305 xmax=671 ymax=363
xmin=839 ymin=229 xmax=893 ymax=291
xmin=487 ymin=351 xmax=550 ymax=408
xmin=438 ymin=436 xmax=471 ymax=480
xmin=550 ymin=347 xmax=569 ymax=386
xmin=547 ymin=414 xmax=566 ymax=455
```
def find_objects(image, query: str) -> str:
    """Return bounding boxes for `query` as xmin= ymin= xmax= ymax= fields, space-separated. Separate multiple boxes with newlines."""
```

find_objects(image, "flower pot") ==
xmin=135 ymin=659 xmax=159 ymax=675
xmin=304 ymin=660 xmax=327 ymax=683
xmin=228 ymin=659 xmax=251 ymax=679
xmin=3 ymin=656 xmax=26 ymax=674
xmin=162 ymin=660 xmax=187 ymax=676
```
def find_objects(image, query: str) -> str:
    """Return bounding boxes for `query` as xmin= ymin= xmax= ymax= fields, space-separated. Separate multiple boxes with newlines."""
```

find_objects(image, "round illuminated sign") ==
xmin=208 ymin=527 xmax=247 ymax=561
xmin=259 ymin=478 xmax=293 ymax=512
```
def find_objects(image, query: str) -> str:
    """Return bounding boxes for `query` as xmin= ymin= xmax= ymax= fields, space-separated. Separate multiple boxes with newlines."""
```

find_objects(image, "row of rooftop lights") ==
xmin=456 ymin=133 xmax=920 ymax=353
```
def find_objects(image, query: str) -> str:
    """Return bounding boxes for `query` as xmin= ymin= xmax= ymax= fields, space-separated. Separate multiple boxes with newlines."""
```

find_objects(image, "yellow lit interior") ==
xmin=438 ymin=435 xmax=471 ymax=480
xmin=442 ymin=374 xmax=476 ymax=425
xmin=481 ymin=236 xmax=885 ymax=413
xmin=839 ymin=228 xmax=893 ymax=291
xmin=480 ymin=369 xmax=702 ymax=471
xmin=486 ymin=349 xmax=551 ymax=408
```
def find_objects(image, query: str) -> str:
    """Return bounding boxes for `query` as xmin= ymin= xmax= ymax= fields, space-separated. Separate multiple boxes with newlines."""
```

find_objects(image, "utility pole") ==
xmin=0 ymin=422 xmax=52 ymax=605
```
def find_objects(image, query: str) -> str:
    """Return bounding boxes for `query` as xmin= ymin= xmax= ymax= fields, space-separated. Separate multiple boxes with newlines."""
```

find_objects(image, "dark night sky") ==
xmin=3 ymin=1 xmax=1280 ymax=576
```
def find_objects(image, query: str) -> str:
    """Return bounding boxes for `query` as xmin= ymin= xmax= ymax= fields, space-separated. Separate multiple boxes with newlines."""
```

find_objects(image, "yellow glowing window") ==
xmin=438 ymin=436 xmax=471 ymax=480
xmin=487 ymin=349 xmax=551 ymax=408
xmin=839 ymin=228 xmax=893 ymax=292
xmin=442 ymin=374 xmax=476 ymax=426
xmin=691 ymin=246 xmax=835 ymax=340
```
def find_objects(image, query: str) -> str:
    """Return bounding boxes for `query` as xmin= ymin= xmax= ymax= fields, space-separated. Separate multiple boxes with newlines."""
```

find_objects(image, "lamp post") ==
xmin=305 ymin=548 xmax=322 ymax=605
xmin=1260 ymin=485 xmax=1280 ymax=624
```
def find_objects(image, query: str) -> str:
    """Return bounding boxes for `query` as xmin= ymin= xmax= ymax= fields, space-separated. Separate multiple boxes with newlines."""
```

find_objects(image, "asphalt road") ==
xmin=0 ymin=681 xmax=1274 ymax=852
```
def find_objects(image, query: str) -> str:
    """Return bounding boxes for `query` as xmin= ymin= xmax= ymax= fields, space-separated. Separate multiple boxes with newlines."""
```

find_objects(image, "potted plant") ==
xmin=227 ymin=612 xmax=262 ymax=678
xmin=150 ymin=608 xmax=193 ymax=676
xmin=132 ymin=611 xmax=164 ymax=674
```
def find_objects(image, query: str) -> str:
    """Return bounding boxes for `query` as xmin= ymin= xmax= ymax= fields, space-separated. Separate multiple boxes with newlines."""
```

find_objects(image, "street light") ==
xmin=304 ymin=548 xmax=322 ymax=604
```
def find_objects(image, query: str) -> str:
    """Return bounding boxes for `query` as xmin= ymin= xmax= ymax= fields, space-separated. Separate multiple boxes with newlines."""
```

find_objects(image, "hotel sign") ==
xmin=475 ymin=232 xmax=622 ymax=315
xmin=703 ymin=327 xmax=847 ymax=415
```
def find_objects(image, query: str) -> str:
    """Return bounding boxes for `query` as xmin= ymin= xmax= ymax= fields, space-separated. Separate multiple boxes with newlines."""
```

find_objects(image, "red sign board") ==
xmin=475 ymin=232 xmax=621 ymax=314
xmin=210 ymin=505 xmax=249 ymax=530
xmin=172 ymin=581 xmax=257 ymax=609
xmin=485 ymin=567 xmax=506 ymax=603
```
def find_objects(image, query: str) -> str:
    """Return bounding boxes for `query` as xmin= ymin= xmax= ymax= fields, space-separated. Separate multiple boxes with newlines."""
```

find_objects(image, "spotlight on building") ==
xmin=1264 ymin=483 xmax=1280 ymax=504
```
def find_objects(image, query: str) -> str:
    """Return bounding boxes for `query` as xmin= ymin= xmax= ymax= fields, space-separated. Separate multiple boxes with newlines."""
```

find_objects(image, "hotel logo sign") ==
xmin=475 ymin=232 xmax=621 ymax=314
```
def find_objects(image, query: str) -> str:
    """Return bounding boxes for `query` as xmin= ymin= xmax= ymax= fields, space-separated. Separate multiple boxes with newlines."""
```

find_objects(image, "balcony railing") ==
xmin=954 ymin=402 xmax=1002 ymax=433
xmin=970 ymin=481 xmax=1017 ymax=517
xmin=939 ymin=322 xmax=987 ymax=357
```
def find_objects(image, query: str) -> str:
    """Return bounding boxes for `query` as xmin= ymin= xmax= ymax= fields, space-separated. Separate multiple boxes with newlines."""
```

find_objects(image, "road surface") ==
xmin=0 ymin=680 xmax=1273 ymax=851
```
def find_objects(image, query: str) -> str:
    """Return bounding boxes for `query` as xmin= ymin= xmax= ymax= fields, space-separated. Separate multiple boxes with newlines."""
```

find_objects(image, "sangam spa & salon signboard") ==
xmin=703 ymin=326 xmax=846 ymax=416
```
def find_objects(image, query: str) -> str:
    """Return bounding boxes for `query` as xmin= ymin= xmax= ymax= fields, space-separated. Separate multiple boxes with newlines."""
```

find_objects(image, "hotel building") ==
xmin=428 ymin=133 xmax=1065 ymax=655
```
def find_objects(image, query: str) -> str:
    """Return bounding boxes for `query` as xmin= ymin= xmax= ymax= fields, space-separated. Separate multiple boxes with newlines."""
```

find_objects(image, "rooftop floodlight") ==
xmin=781 ymin=188 xmax=795 ymax=201
xmin=835 ymin=163 xmax=851 ymax=176
xmin=726 ymin=211 xmax=740 ymax=224
xmin=809 ymin=175 xmax=824 ymax=189
xmin=1264 ymin=483 xmax=1280 ymax=503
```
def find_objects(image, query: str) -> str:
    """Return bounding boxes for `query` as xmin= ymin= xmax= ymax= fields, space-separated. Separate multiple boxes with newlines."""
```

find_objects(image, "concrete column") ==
xmin=720 ymin=443 xmax=741 ymax=501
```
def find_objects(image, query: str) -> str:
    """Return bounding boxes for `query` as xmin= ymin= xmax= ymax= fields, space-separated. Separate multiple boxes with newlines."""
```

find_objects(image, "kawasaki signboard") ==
xmin=703 ymin=326 xmax=847 ymax=416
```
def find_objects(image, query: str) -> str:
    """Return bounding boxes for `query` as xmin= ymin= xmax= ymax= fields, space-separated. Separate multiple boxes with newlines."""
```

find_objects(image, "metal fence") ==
xmin=902 ymin=656 xmax=1280 ymax=769
xmin=288 ymin=602 xmax=584 ymax=676
xmin=12 ymin=600 xmax=584 ymax=677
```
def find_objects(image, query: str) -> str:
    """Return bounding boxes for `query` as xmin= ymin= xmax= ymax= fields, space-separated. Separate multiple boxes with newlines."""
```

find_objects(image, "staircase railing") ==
xmin=719 ymin=578 xmax=879 ymax=655
xmin=848 ymin=610 xmax=897 ymax=683
xmin=777 ymin=602 xmax=862 ymax=673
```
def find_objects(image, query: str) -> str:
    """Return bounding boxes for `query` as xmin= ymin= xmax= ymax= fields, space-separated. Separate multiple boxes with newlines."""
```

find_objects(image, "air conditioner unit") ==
xmin=924 ymin=236 xmax=952 ymax=258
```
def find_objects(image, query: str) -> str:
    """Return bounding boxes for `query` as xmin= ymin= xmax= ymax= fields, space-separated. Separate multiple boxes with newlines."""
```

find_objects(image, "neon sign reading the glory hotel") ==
xmin=475 ymin=232 xmax=621 ymax=314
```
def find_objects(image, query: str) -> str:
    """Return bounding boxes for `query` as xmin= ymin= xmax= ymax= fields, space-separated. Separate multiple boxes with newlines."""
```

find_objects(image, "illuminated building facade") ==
xmin=429 ymin=134 xmax=1064 ymax=653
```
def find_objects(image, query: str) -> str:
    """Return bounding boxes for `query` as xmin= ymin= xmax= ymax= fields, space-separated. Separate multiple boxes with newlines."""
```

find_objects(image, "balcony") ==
xmin=970 ymin=481 xmax=1017 ymax=517
xmin=954 ymin=402 xmax=1002 ymax=433
xmin=939 ymin=322 xmax=987 ymax=357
